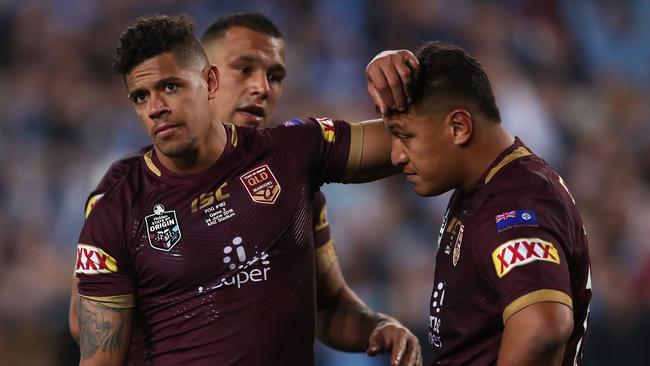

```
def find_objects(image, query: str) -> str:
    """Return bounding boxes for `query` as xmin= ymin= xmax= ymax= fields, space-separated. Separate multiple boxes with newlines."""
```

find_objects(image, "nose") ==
xmin=148 ymin=93 xmax=170 ymax=120
xmin=250 ymin=71 xmax=270 ymax=100
xmin=390 ymin=139 xmax=408 ymax=167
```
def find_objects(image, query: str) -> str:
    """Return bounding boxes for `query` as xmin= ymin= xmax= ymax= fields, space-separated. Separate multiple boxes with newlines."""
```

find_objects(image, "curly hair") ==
xmin=411 ymin=41 xmax=501 ymax=122
xmin=201 ymin=12 xmax=282 ymax=44
xmin=113 ymin=14 xmax=208 ymax=75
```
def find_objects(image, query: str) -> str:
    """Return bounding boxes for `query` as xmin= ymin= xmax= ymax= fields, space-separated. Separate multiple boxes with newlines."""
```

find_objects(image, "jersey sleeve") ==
xmin=273 ymin=117 xmax=363 ymax=186
xmin=76 ymin=198 xmax=136 ymax=308
xmin=471 ymin=199 xmax=573 ymax=324
xmin=84 ymin=150 xmax=147 ymax=219
xmin=312 ymin=190 xmax=338 ymax=276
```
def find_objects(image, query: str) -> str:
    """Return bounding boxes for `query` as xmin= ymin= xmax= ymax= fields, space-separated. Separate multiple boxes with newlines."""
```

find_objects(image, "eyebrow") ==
xmin=128 ymin=77 xmax=185 ymax=99
xmin=231 ymin=55 xmax=287 ymax=74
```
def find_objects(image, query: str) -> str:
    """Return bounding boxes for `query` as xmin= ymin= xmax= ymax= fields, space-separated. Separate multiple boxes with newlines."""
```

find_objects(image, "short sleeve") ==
xmin=311 ymin=190 xmax=332 ymax=249
xmin=84 ymin=151 xmax=145 ymax=218
xmin=472 ymin=202 xmax=573 ymax=323
xmin=76 ymin=199 xmax=136 ymax=308
xmin=272 ymin=117 xmax=362 ymax=185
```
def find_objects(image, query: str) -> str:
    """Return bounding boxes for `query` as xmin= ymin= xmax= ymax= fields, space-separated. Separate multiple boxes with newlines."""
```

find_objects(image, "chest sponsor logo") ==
xmin=75 ymin=244 xmax=117 ymax=274
xmin=492 ymin=238 xmax=560 ymax=278
xmin=495 ymin=209 xmax=538 ymax=232
xmin=316 ymin=117 xmax=335 ymax=143
xmin=198 ymin=236 xmax=271 ymax=291
xmin=240 ymin=164 xmax=281 ymax=204
xmin=428 ymin=281 xmax=446 ymax=348
xmin=452 ymin=224 xmax=463 ymax=266
xmin=145 ymin=204 xmax=182 ymax=251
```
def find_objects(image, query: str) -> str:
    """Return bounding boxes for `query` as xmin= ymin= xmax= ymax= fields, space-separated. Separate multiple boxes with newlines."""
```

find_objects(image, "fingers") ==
xmin=398 ymin=338 xmax=422 ymax=366
xmin=366 ymin=325 xmax=385 ymax=356
xmin=366 ymin=50 xmax=419 ymax=115
xmin=390 ymin=332 xmax=408 ymax=365
xmin=367 ymin=84 xmax=389 ymax=116
xmin=366 ymin=60 xmax=396 ymax=114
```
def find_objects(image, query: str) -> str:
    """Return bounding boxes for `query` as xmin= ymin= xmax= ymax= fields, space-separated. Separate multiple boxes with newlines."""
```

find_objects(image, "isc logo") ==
xmin=191 ymin=182 xmax=230 ymax=213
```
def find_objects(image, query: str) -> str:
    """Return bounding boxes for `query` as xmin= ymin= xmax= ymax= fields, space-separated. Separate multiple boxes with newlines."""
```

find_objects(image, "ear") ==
xmin=448 ymin=109 xmax=473 ymax=146
xmin=205 ymin=65 xmax=220 ymax=100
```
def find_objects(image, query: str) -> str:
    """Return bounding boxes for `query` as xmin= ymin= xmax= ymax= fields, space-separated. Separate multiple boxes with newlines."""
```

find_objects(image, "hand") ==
xmin=367 ymin=318 xmax=422 ymax=366
xmin=365 ymin=50 xmax=419 ymax=115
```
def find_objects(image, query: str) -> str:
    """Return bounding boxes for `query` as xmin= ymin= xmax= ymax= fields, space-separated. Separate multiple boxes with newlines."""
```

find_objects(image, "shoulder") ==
xmin=85 ymin=147 xmax=151 ymax=218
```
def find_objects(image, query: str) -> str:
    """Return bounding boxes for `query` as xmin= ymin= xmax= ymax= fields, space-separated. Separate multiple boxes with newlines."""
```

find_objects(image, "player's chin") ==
xmin=411 ymin=179 xmax=439 ymax=197
xmin=234 ymin=112 xmax=265 ymax=128
xmin=155 ymin=140 xmax=194 ymax=158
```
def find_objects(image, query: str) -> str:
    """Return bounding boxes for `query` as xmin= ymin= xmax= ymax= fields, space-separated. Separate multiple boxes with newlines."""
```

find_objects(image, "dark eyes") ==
xmin=164 ymin=83 xmax=177 ymax=92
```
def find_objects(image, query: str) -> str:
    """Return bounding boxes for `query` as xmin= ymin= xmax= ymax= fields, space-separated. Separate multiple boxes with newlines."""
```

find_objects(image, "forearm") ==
xmin=79 ymin=297 xmax=133 ymax=366
xmin=70 ymin=276 xmax=80 ymax=344
xmin=345 ymin=119 xmax=398 ymax=183
xmin=316 ymin=285 xmax=388 ymax=351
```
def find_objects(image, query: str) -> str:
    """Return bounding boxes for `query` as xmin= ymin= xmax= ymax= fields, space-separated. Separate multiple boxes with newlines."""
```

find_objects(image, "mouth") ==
xmin=403 ymin=170 xmax=417 ymax=182
xmin=153 ymin=123 xmax=180 ymax=139
xmin=236 ymin=105 xmax=266 ymax=126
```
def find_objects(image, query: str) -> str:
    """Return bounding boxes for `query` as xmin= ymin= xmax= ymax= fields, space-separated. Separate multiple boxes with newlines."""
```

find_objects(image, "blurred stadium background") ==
xmin=1 ymin=0 xmax=649 ymax=364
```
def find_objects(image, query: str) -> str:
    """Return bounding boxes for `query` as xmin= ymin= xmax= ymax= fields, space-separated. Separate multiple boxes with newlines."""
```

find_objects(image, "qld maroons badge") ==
xmin=145 ymin=204 xmax=182 ymax=251
xmin=240 ymin=164 xmax=281 ymax=204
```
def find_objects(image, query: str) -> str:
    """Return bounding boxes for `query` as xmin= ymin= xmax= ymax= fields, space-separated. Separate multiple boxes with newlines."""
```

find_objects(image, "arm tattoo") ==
xmin=79 ymin=297 xmax=126 ymax=359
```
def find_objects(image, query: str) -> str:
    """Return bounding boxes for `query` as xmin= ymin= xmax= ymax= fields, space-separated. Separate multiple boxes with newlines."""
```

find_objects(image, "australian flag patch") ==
xmin=495 ymin=209 xmax=537 ymax=231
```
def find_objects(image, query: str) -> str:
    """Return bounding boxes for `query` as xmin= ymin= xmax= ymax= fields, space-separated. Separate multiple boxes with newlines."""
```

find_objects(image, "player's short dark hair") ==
xmin=113 ymin=14 xmax=209 ymax=75
xmin=411 ymin=41 xmax=501 ymax=122
xmin=201 ymin=12 xmax=282 ymax=44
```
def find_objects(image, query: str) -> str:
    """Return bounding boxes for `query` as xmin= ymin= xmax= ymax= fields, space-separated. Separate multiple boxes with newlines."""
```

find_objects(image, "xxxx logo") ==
xmin=491 ymin=238 xmax=560 ymax=278
xmin=75 ymin=244 xmax=117 ymax=275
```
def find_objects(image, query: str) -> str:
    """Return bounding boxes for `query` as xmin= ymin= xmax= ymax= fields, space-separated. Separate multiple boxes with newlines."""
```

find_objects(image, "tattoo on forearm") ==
xmin=79 ymin=297 xmax=126 ymax=359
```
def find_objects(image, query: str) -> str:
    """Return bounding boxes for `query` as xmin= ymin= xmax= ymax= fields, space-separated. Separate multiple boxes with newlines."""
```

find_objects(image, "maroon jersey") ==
xmin=428 ymin=138 xmax=591 ymax=365
xmin=75 ymin=118 xmax=360 ymax=365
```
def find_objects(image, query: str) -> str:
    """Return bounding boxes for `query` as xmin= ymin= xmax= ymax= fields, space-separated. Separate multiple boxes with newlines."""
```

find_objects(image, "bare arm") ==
xmin=70 ymin=276 xmax=80 ymax=344
xmin=316 ymin=253 xmax=421 ymax=365
xmin=497 ymin=302 xmax=573 ymax=366
xmin=79 ymin=297 xmax=133 ymax=366
xmin=346 ymin=119 xmax=398 ymax=183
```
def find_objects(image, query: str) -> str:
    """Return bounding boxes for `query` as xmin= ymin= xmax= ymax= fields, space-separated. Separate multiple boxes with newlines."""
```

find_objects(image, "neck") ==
xmin=156 ymin=122 xmax=227 ymax=175
xmin=459 ymin=123 xmax=514 ymax=190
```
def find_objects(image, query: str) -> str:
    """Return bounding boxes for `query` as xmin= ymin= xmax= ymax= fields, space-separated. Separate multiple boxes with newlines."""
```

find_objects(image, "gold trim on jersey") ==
xmin=314 ymin=204 xmax=330 ymax=232
xmin=225 ymin=123 xmax=238 ymax=147
xmin=79 ymin=294 xmax=136 ymax=309
xmin=485 ymin=146 xmax=531 ymax=184
xmin=315 ymin=240 xmax=337 ymax=276
xmin=345 ymin=123 xmax=363 ymax=181
xmin=144 ymin=150 xmax=162 ymax=177
xmin=502 ymin=289 xmax=573 ymax=324
xmin=85 ymin=193 xmax=104 ymax=219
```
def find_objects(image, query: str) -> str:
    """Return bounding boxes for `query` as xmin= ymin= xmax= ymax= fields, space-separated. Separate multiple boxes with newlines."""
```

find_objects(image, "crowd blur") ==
xmin=1 ymin=0 xmax=648 ymax=364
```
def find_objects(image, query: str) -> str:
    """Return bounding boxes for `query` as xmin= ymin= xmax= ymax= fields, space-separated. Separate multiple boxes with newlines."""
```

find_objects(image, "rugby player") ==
xmin=366 ymin=42 xmax=591 ymax=365
xmin=74 ymin=14 xmax=420 ymax=366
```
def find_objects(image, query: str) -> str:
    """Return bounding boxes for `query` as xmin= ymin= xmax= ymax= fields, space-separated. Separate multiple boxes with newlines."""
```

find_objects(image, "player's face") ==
xmin=126 ymin=52 xmax=218 ymax=158
xmin=206 ymin=26 xmax=286 ymax=128
xmin=385 ymin=109 xmax=460 ymax=196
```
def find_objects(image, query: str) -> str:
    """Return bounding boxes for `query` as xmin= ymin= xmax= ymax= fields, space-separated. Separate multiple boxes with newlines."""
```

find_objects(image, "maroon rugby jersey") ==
xmin=76 ymin=118 xmax=361 ymax=365
xmin=428 ymin=138 xmax=591 ymax=365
